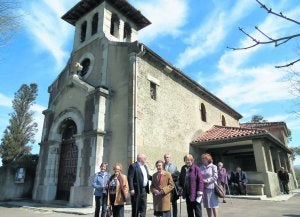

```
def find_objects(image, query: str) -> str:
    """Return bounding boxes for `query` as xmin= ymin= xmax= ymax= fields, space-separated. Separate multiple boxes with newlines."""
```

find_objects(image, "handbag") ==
xmin=214 ymin=182 xmax=225 ymax=198
xmin=106 ymin=206 xmax=113 ymax=217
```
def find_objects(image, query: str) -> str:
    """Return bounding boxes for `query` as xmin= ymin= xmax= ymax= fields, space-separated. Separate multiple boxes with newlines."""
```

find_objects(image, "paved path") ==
xmin=1 ymin=191 xmax=300 ymax=217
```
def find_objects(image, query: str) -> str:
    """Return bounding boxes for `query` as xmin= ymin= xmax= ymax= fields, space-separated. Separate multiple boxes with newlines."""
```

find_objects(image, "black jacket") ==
xmin=127 ymin=162 xmax=152 ymax=194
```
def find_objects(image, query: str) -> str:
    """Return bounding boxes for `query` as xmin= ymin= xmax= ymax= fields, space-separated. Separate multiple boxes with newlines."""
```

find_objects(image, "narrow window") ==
xmin=200 ymin=103 xmax=207 ymax=122
xmin=123 ymin=22 xmax=132 ymax=41
xmin=80 ymin=21 xmax=87 ymax=42
xmin=221 ymin=115 xmax=226 ymax=126
xmin=110 ymin=13 xmax=120 ymax=38
xmin=150 ymin=82 xmax=157 ymax=100
xmin=91 ymin=13 xmax=98 ymax=35
xmin=80 ymin=58 xmax=91 ymax=77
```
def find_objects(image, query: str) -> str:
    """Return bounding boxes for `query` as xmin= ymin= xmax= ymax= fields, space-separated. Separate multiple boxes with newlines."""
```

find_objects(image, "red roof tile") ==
xmin=191 ymin=125 xmax=268 ymax=144
xmin=240 ymin=122 xmax=286 ymax=129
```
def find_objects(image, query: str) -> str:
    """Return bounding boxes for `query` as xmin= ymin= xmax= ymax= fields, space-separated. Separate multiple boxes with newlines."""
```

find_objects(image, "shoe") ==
xmin=223 ymin=200 xmax=227 ymax=203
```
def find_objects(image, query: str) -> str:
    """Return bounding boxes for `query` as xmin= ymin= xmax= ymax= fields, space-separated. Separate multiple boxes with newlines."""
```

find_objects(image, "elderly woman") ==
xmin=107 ymin=163 xmax=129 ymax=217
xmin=200 ymin=153 xmax=218 ymax=217
xmin=217 ymin=162 xmax=227 ymax=203
xmin=92 ymin=162 xmax=110 ymax=217
xmin=151 ymin=160 xmax=175 ymax=217
xmin=179 ymin=154 xmax=204 ymax=217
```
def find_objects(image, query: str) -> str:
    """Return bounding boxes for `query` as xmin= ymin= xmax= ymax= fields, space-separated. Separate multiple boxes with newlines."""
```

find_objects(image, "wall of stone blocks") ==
xmin=135 ymin=56 xmax=240 ymax=172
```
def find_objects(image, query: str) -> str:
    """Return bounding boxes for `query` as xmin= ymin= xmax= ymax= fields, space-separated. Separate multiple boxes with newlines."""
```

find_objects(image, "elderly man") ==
xmin=128 ymin=154 xmax=152 ymax=217
xmin=164 ymin=154 xmax=180 ymax=217
xmin=229 ymin=166 xmax=247 ymax=195
xmin=278 ymin=167 xmax=289 ymax=194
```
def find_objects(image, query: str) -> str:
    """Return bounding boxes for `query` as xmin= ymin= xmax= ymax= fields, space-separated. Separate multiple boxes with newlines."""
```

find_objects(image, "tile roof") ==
xmin=240 ymin=122 xmax=287 ymax=129
xmin=191 ymin=125 xmax=268 ymax=144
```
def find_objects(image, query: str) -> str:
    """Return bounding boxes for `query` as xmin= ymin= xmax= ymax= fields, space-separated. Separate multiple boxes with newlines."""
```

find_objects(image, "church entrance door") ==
xmin=56 ymin=140 xmax=78 ymax=200
xmin=56 ymin=119 xmax=78 ymax=201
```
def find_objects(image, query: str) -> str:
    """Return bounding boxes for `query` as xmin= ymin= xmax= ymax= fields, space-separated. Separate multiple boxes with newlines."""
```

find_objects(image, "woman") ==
xmin=200 ymin=153 xmax=218 ymax=217
xmin=92 ymin=162 xmax=110 ymax=217
xmin=178 ymin=154 xmax=204 ymax=217
xmin=151 ymin=160 xmax=175 ymax=217
xmin=107 ymin=163 xmax=129 ymax=217
xmin=217 ymin=162 xmax=227 ymax=203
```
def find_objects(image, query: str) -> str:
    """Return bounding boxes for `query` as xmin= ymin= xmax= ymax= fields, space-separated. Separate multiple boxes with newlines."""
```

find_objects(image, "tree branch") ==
xmin=275 ymin=58 xmax=300 ymax=68
xmin=256 ymin=0 xmax=300 ymax=25
xmin=228 ymin=1 xmax=300 ymax=68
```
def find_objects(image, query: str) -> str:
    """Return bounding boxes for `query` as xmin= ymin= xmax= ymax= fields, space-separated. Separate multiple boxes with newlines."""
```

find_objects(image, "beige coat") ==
xmin=107 ymin=174 xmax=129 ymax=205
xmin=150 ymin=171 xmax=174 ymax=212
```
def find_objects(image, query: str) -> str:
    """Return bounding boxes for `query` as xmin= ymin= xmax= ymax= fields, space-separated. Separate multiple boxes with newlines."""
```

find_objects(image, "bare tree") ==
xmin=0 ymin=0 xmax=21 ymax=48
xmin=228 ymin=0 xmax=300 ymax=68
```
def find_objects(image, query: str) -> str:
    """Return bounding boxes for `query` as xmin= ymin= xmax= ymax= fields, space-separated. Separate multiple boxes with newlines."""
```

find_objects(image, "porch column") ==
xmin=253 ymin=140 xmax=268 ymax=173
xmin=265 ymin=145 xmax=274 ymax=172
xmin=272 ymin=149 xmax=281 ymax=172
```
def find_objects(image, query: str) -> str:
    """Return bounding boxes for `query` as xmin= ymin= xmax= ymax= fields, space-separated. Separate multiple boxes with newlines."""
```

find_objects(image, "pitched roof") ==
xmin=62 ymin=0 xmax=151 ymax=30
xmin=240 ymin=122 xmax=287 ymax=129
xmin=240 ymin=122 xmax=289 ymax=136
xmin=191 ymin=125 xmax=268 ymax=144
xmin=191 ymin=125 xmax=291 ymax=153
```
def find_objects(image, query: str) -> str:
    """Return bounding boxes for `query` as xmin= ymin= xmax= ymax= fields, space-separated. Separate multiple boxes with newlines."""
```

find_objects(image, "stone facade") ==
xmin=33 ymin=0 xmax=293 ymax=207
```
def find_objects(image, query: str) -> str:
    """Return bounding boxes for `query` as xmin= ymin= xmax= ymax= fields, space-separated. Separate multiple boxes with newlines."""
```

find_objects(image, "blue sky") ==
xmin=0 ymin=0 xmax=300 ymax=166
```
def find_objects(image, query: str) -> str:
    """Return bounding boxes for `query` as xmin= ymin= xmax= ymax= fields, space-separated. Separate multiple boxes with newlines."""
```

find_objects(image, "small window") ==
xmin=80 ymin=21 xmax=87 ymax=42
xmin=221 ymin=115 xmax=226 ymax=126
xmin=123 ymin=22 xmax=132 ymax=41
xmin=15 ymin=168 xmax=26 ymax=183
xmin=150 ymin=82 xmax=157 ymax=100
xmin=91 ymin=13 xmax=98 ymax=35
xmin=79 ymin=58 xmax=90 ymax=77
xmin=200 ymin=103 xmax=206 ymax=122
xmin=110 ymin=13 xmax=120 ymax=38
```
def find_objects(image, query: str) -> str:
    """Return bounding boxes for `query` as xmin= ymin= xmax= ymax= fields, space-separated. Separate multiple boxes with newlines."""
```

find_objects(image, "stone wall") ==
xmin=136 ymin=55 xmax=240 ymax=172
xmin=0 ymin=166 xmax=36 ymax=201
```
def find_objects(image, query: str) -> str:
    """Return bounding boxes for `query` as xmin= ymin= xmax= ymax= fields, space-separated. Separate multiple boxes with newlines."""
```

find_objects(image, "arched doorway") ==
xmin=56 ymin=119 xmax=78 ymax=201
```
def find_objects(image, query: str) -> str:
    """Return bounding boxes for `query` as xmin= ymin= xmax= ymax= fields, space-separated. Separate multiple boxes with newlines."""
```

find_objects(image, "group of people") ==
xmin=92 ymin=153 xmax=247 ymax=217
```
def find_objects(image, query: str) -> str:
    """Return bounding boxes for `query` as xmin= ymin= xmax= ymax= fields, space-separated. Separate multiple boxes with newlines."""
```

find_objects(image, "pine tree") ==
xmin=0 ymin=83 xmax=38 ymax=165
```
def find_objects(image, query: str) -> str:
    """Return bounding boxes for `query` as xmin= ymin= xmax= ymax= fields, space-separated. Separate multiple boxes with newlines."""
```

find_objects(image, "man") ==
xmin=278 ymin=167 xmax=289 ymax=194
xmin=229 ymin=166 xmax=247 ymax=195
xmin=164 ymin=153 xmax=180 ymax=217
xmin=128 ymin=154 xmax=152 ymax=217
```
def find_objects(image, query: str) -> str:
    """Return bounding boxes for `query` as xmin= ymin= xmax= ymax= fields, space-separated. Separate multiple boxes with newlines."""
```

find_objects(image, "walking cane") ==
xmin=226 ymin=183 xmax=232 ymax=201
xmin=179 ymin=196 xmax=182 ymax=217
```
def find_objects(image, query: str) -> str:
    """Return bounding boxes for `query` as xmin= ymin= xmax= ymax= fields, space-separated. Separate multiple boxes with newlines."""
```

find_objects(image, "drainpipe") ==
xmin=132 ymin=44 xmax=144 ymax=162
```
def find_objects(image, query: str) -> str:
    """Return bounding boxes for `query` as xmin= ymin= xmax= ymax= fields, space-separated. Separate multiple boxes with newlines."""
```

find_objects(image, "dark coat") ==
xmin=179 ymin=164 xmax=204 ymax=202
xmin=278 ymin=171 xmax=289 ymax=182
xmin=230 ymin=171 xmax=247 ymax=184
xmin=127 ymin=161 xmax=151 ymax=194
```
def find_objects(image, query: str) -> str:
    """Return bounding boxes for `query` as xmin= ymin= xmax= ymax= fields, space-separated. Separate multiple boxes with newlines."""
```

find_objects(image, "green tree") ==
xmin=0 ymin=83 xmax=38 ymax=165
xmin=291 ymin=147 xmax=300 ymax=161
xmin=250 ymin=114 xmax=267 ymax=123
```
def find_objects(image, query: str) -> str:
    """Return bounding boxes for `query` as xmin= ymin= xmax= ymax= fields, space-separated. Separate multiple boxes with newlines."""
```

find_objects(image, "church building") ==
xmin=33 ymin=0 xmax=297 ymax=206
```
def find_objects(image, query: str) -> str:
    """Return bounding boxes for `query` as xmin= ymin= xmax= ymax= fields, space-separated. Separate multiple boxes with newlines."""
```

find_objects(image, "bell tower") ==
xmin=62 ymin=0 xmax=151 ymax=51
xmin=33 ymin=0 xmax=151 ymax=207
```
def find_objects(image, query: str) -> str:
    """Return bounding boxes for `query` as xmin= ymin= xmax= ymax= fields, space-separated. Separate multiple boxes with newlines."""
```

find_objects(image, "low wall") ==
xmin=0 ymin=166 xmax=36 ymax=201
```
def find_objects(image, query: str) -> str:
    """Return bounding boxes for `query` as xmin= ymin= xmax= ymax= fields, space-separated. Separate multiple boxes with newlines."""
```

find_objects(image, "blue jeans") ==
xmin=95 ymin=194 xmax=107 ymax=217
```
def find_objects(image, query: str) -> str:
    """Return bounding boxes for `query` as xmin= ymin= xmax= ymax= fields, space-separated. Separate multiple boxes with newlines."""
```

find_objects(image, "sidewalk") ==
xmin=1 ymin=189 xmax=300 ymax=216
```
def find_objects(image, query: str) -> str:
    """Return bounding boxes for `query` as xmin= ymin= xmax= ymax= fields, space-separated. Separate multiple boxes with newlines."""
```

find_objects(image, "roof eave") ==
xmin=191 ymin=133 xmax=292 ymax=154
xmin=61 ymin=0 xmax=151 ymax=30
